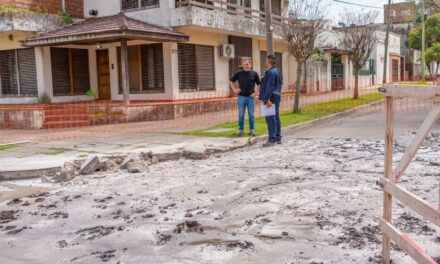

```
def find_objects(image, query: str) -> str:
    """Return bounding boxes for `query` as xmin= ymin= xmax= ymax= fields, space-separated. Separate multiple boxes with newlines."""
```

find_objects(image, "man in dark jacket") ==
xmin=259 ymin=55 xmax=283 ymax=147
xmin=229 ymin=58 xmax=261 ymax=137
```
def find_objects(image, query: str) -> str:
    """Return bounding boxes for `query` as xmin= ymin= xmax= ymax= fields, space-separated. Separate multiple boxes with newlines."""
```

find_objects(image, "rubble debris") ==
xmin=79 ymin=156 xmax=101 ymax=175
xmin=126 ymin=160 xmax=149 ymax=173
xmin=121 ymin=154 xmax=137 ymax=169
xmin=182 ymin=144 xmax=207 ymax=160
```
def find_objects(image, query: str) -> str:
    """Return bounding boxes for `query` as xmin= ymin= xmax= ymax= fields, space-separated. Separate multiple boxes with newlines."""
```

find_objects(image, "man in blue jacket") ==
xmin=259 ymin=55 xmax=283 ymax=147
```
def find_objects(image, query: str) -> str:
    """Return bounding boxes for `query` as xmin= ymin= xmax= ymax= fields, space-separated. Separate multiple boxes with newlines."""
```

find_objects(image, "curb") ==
xmin=0 ymin=166 xmax=62 ymax=181
xmin=0 ymin=100 xmax=384 ymax=181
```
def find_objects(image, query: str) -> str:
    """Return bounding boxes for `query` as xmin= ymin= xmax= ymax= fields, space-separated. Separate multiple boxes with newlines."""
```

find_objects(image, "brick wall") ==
xmin=0 ymin=0 xmax=83 ymax=18
xmin=384 ymin=2 xmax=416 ymax=24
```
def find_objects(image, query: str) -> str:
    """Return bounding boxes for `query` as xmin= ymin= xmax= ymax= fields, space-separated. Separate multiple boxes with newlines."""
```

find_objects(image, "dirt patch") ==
xmin=174 ymin=221 xmax=204 ymax=234
xmin=395 ymin=212 xmax=436 ymax=236
xmin=0 ymin=210 xmax=20 ymax=224
xmin=75 ymin=226 xmax=117 ymax=240
xmin=335 ymin=224 xmax=381 ymax=249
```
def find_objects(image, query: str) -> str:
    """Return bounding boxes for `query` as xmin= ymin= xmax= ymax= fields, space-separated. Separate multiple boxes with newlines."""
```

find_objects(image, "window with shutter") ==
xmin=51 ymin=48 xmax=71 ymax=95
xmin=17 ymin=49 xmax=38 ymax=96
xmin=196 ymin=45 xmax=215 ymax=91
xmin=178 ymin=44 xmax=197 ymax=91
xmin=71 ymin=49 xmax=90 ymax=94
xmin=141 ymin=44 xmax=164 ymax=92
xmin=260 ymin=51 xmax=283 ymax=75
xmin=51 ymin=48 xmax=91 ymax=96
xmin=0 ymin=50 xmax=18 ymax=96
xmin=121 ymin=0 xmax=160 ymax=11
xmin=117 ymin=46 xmax=142 ymax=94
xmin=178 ymin=44 xmax=215 ymax=91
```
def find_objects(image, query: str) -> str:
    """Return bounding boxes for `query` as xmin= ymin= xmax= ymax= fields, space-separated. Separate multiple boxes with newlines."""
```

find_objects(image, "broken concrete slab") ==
xmin=1 ymin=167 xmax=62 ymax=181
xmin=182 ymin=144 xmax=207 ymax=160
xmin=121 ymin=154 xmax=137 ymax=169
xmin=126 ymin=160 xmax=149 ymax=173
xmin=79 ymin=156 xmax=100 ymax=175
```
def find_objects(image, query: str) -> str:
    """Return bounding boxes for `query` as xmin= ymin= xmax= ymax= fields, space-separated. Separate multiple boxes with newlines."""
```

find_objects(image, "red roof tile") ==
xmin=22 ymin=12 xmax=188 ymax=46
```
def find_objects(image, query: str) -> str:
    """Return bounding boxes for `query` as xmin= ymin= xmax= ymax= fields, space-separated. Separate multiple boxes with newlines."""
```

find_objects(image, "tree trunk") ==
xmin=435 ymin=62 xmax=440 ymax=86
xmin=354 ymin=72 xmax=359 ymax=99
xmin=427 ymin=64 xmax=433 ymax=83
xmin=294 ymin=60 xmax=303 ymax=113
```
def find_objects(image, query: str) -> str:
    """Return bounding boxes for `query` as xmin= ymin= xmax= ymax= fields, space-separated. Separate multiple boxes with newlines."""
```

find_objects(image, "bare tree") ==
xmin=337 ymin=10 xmax=378 ymax=99
xmin=282 ymin=0 xmax=327 ymax=113
xmin=425 ymin=0 xmax=440 ymax=13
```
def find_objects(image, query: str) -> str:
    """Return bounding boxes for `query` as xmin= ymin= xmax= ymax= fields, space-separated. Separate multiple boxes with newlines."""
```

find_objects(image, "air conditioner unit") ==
xmin=219 ymin=44 xmax=235 ymax=59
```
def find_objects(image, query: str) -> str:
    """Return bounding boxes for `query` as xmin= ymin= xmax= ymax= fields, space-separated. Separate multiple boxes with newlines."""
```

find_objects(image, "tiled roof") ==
xmin=22 ymin=12 xmax=188 ymax=46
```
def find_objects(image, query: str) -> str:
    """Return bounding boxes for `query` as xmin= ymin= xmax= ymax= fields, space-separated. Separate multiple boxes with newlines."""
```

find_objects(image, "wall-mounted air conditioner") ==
xmin=219 ymin=44 xmax=235 ymax=59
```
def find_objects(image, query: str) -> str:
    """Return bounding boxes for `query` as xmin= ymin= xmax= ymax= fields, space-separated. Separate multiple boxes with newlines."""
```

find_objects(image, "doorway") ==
xmin=96 ymin=49 xmax=111 ymax=100
xmin=228 ymin=36 xmax=253 ymax=77
xmin=331 ymin=54 xmax=344 ymax=91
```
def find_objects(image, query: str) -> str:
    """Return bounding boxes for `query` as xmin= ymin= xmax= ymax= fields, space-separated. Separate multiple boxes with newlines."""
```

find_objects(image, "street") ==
xmin=1 ymin=112 xmax=439 ymax=263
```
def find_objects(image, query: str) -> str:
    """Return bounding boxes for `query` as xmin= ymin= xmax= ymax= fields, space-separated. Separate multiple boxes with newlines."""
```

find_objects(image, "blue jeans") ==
xmin=238 ymin=96 xmax=255 ymax=131
xmin=265 ymin=94 xmax=281 ymax=142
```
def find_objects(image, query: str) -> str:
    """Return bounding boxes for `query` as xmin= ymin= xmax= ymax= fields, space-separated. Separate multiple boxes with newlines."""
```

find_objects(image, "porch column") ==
xmin=342 ymin=55 xmax=351 ymax=90
xmin=120 ymin=39 xmax=130 ymax=106
xmin=35 ymin=46 xmax=54 ymax=99
xmin=163 ymin=42 xmax=179 ymax=100
xmin=252 ymin=39 xmax=260 ymax=75
xmin=325 ymin=53 xmax=332 ymax=92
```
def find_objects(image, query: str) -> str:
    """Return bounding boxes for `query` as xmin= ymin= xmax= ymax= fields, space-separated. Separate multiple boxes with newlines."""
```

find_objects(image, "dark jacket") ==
xmin=259 ymin=66 xmax=283 ymax=104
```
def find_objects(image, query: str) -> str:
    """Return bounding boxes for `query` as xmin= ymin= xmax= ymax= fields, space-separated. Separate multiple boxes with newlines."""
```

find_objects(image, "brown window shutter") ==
xmin=141 ymin=44 xmax=164 ymax=92
xmin=260 ymin=51 xmax=283 ymax=74
xmin=0 ymin=50 xmax=18 ymax=96
xmin=17 ymin=48 xmax=38 ymax=96
xmin=178 ymin=44 xmax=197 ymax=91
xmin=51 ymin=48 xmax=71 ymax=95
xmin=71 ymin=49 xmax=90 ymax=94
xmin=141 ymin=0 xmax=160 ymax=7
xmin=196 ymin=45 xmax=215 ymax=91
xmin=122 ymin=0 xmax=138 ymax=10
xmin=128 ymin=45 xmax=141 ymax=93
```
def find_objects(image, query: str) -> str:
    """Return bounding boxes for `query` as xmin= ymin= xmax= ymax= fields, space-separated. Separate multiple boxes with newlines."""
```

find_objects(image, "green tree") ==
xmin=425 ymin=43 xmax=440 ymax=84
xmin=408 ymin=12 xmax=440 ymax=50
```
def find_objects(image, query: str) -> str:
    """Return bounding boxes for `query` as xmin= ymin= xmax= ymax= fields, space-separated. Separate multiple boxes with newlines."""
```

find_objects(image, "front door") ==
xmin=229 ymin=36 xmax=253 ymax=77
xmin=96 ymin=50 xmax=111 ymax=100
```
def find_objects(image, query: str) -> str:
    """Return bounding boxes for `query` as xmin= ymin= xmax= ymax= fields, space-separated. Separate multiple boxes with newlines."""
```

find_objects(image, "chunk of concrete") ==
xmin=127 ymin=160 xmax=149 ymax=173
xmin=153 ymin=151 xmax=182 ymax=162
xmin=121 ymin=154 xmax=137 ymax=169
xmin=182 ymin=144 xmax=207 ymax=160
xmin=79 ymin=156 xmax=100 ymax=175
xmin=53 ymin=170 xmax=75 ymax=182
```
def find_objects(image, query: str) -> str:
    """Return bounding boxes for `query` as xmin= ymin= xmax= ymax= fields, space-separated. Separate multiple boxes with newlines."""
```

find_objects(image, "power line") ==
xmin=332 ymin=0 xmax=383 ymax=9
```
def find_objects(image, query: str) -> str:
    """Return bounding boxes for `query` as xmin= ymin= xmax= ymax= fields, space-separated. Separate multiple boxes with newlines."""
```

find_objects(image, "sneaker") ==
xmin=250 ymin=130 xmax=256 ymax=137
xmin=276 ymin=140 xmax=282 ymax=144
xmin=263 ymin=141 xmax=276 ymax=147
xmin=237 ymin=131 xmax=244 ymax=137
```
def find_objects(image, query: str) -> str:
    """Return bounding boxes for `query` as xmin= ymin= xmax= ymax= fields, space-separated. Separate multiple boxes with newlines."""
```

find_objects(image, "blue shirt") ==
xmin=259 ymin=67 xmax=283 ymax=104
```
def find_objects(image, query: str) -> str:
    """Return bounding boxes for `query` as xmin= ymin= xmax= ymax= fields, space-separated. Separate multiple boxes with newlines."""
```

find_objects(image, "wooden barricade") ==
xmin=379 ymin=84 xmax=440 ymax=264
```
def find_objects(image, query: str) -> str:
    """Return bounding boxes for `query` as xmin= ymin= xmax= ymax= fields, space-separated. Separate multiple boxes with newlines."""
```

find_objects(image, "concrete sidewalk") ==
xmin=0 ymin=132 xmax=249 ymax=172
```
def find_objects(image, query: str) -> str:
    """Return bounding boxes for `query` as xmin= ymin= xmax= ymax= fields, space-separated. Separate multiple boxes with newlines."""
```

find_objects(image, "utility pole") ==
xmin=265 ymin=0 xmax=274 ymax=55
xmin=421 ymin=0 xmax=426 ymax=81
xmin=383 ymin=0 xmax=392 ymax=84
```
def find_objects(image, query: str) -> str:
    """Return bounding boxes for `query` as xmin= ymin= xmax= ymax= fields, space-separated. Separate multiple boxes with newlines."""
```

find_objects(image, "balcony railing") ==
xmin=175 ymin=0 xmax=286 ymax=25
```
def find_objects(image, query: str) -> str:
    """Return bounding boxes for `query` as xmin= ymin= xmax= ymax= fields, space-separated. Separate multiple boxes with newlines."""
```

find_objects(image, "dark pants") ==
xmin=265 ymin=94 xmax=281 ymax=142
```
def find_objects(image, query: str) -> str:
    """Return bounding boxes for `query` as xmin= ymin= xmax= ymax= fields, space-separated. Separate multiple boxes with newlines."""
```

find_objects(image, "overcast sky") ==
xmin=321 ymin=0 xmax=410 ymax=25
